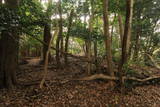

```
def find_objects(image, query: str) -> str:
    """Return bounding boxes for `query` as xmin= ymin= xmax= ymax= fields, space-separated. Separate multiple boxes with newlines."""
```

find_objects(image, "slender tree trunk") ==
xmin=133 ymin=8 xmax=142 ymax=61
xmin=0 ymin=34 xmax=3 ymax=87
xmin=85 ymin=41 xmax=88 ymax=56
xmin=42 ymin=24 xmax=52 ymax=63
xmin=102 ymin=0 xmax=114 ymax=76
xmin=110 ymin=25 xmax=114 ymax=43
xmin=64 ymin=9 xmax=74 ymax=66
xmin=133 ymin=29 xmax=140 ymax=60
xmin=118 ymin=15 xmax=124 ymax=46
xmin=59 ymin=0 xmax=63 ymax=57
xmin=110 ymin=14 xmax=117 ymax=43
xmin=86 ymin=0 xmax=95 ymax=74
xmin=86 ymin=40 xmax=91 ymax=74
xmin=119 ymin=0 xmax=134 ymax=88
xmin=40 ymin=34 xmax=53 ymax=89
xmin=87 ymin=18 xmax=93 ymax=74
xmin=56 ymin=0 xmax=63 ymax=67
xmin=94 ymin=41 xmax=98 ymax=69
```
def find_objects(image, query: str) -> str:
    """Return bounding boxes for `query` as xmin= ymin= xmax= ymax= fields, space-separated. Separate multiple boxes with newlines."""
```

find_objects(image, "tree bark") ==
xmin=133 ymin=29 xmax=140 ymax=60
xmin=0 ymin=31 xmax=19 ymax=88
xmin=64 ymin=9 xmax=74 ymax=66
xmin=102 ymin=0 xmax=114 ymax=76
xmin=94 ymin=41 xmax=98 ymax=67
xmin=0 ymin=0 xmax=20 ymax=89
xmin=40 ymin=33 xmax=53 ymax=89
xmin=42 ymin=24 xmax=52 ymax=63
xmin=118 ymin=15 xmax=124 ymax=46
xmin=119 ymin=0 xmax=134 ymax=88
xmin=56 ymin=0 xmax=63 ymax=68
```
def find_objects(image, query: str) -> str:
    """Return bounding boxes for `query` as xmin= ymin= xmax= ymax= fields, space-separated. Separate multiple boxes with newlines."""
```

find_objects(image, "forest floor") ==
xmin=0 ymin=58 xmax=160 ymax=107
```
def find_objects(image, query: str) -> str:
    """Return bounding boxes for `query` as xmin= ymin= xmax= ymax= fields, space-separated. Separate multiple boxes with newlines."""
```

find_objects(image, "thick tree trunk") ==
xmin=64 ymin=9 xmax=74 ymax=66
xmin=42 ymin=24 xmax=52 ymax=63
xmin=0 ymin=0 xmax=20 ymax=89
xmin=102 ymin=0 xmax=114 ymax=76
xmin=0 ymin=31 xmax=19 ymax=88
xmin=119 ymin=0 xmax=134 ymax=88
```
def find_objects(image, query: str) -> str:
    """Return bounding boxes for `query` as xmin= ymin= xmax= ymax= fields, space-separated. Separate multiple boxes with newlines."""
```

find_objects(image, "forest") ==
xmin=0 ymin=0 xmax=160 ymax=106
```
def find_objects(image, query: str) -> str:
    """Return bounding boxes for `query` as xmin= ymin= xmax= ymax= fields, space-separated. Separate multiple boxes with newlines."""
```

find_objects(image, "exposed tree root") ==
xmin=19 ymin=74 xmax=160 ymax=87
xmin=77 ymin=74 xmax=160 ymax=82
xmin=77 ymin=74 xmax=118 ymax=81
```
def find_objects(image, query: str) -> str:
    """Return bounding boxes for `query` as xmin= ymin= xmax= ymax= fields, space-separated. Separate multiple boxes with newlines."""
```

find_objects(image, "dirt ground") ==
xmin=0 ymin=58 xmax=160 ymax=107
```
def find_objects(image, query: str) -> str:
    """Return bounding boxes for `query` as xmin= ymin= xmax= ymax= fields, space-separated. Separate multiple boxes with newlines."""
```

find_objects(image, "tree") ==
xmin=102 ymin=0 xmax=114 ymax=77
xmin=0 ymin=0 xmax=20 ymax=88
xmin=118 ymin=14 xmax=124 ymax=46
xmin=119 ymin=0 xmax=134 ymax=86
xmin=64 ymin=9 xmax=74 ymax=65
xmin=56 ymin=0 xmax=63 ymax=67
xmin=43 ymin=24 xmax=52 ymax=63
xmin=42 ymin=0 xmax=53 ymax=63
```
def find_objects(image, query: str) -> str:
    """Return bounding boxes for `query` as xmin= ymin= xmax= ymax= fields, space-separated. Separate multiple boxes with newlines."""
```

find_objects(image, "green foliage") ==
xmin=19 ymin=0 xmax=44 ymax=27
xmin=70 ymin=22 xmax=104 ymax=42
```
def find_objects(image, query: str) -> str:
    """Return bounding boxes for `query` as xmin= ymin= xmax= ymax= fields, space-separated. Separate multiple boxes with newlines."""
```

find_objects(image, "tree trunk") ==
xmin=0 ymin=35 xmax=3 ymax=87
xmin=86 ymin=0 xmax=95 ymax=74
xmin=94 ymin=41 xmax=98 ymax=69
xmin=86 ymin=40 xmax=91 ymax=74
xmin=118 ymin=14 xmax=124 ymax=46
xmin=40 ymin=32 xmax=53 ymax=89
xmin=59 ymin=0 xmax=63 ymax=57
xmin=119 ymin=0 xmax=134 ymax=88
xmin=56 ymin=0 xmax=63 ymax=68
xmin=42 ymin=24 xmax=52 ymax=63
xmin=133 ymin=29 xmax=140 ymax=60
xmin=133 ymin=7 xmax=142 ymax=61
xmin=64 ymin=9 xmax=74 ymax=66
xmin=0 ymin=0 xmax=20 ymax=89
xmin=102 ymin=0 xmax=114 ymax=76
xmin=0 ymin=31 xmax=19 ymax=88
